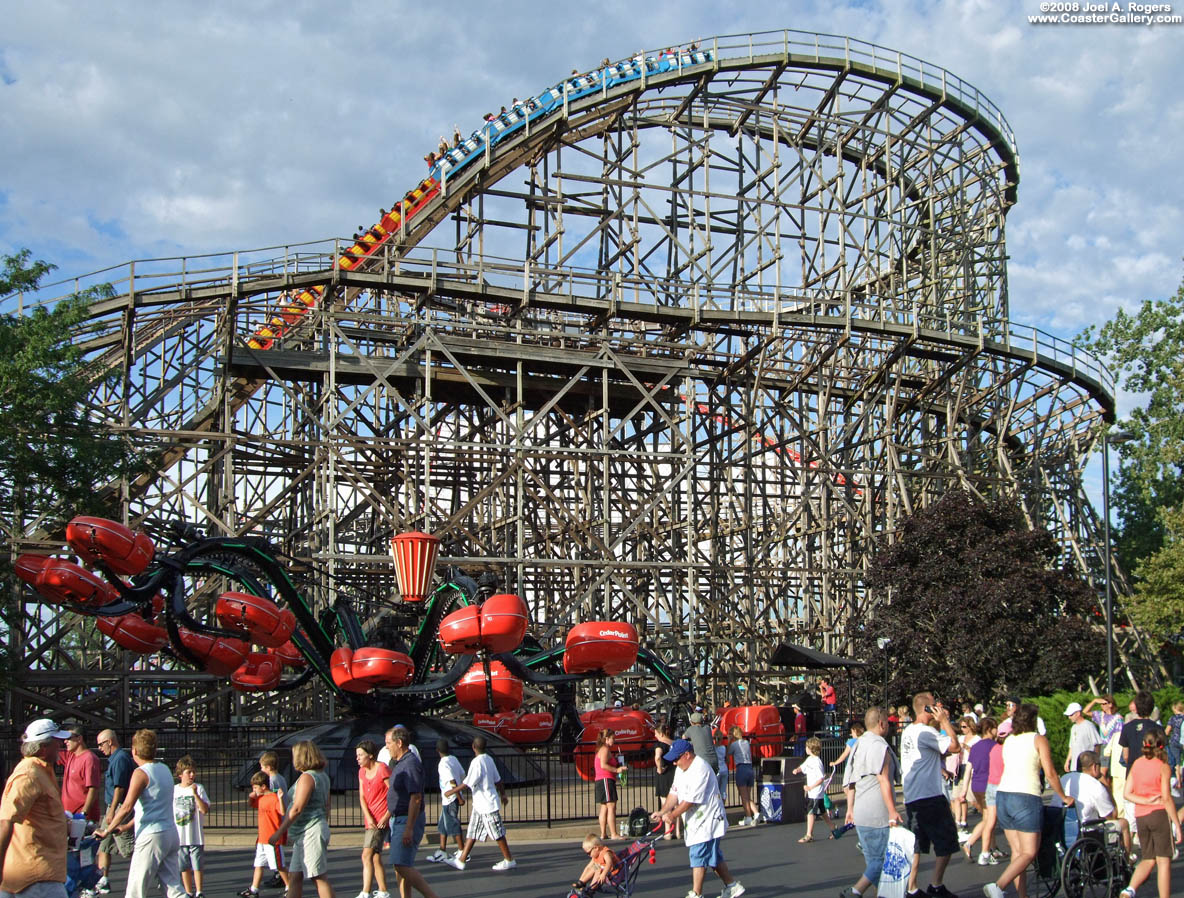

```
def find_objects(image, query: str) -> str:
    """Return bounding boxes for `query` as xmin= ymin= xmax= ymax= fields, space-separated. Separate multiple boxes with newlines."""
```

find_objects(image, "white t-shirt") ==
xmin=464 ymin=753 xmax=502 ymax=814
xmin=173 ymin=782 xmax=209 ymax=846
xmin=438 ymin=755 xmax=466 ymax=807
xmin=378 ymin=742 xmax=420 ymax=767
xmin=1067 ymin=719 xmax=1102 ymax=770
xmin=671 ymin=755 xmax=727 ymax=847
xmin=801 ymin=755 xmax=826 ymax=799
xmin=1053 ymin=772 xmax=1114 ymax=823
xmin=900 ymin=722 xmax=952 ymax=803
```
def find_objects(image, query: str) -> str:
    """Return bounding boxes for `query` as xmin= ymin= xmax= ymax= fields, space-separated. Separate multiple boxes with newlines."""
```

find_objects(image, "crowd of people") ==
xmin=834 ymin=689 xmax=1182 ymax=898
xmin=2 ymin=691 xmax=1182 ymax=898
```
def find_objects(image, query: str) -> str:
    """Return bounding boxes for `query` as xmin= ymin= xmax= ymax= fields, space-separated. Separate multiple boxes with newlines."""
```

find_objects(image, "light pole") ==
xmin=876 ymin=637 xmax=891 ymax=708
xmin=1102 ymin=429 xmax=1136 ymax=696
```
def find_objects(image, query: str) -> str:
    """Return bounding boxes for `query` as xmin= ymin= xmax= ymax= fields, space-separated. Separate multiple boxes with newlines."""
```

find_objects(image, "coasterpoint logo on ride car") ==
xmin=1028 ymin=2 xmax=1182 ymax=23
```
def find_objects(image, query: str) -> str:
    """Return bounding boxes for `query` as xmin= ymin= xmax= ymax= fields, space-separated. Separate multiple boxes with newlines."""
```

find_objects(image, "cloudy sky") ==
xmin=2 ymin=2 xmax=1180 ymax=375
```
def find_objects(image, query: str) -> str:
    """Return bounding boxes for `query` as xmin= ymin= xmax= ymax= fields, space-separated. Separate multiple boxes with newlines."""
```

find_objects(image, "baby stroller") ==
xmin=67 ymin=835 xmax=100 ymax=898
xmin=566 ymin=825 xmax=664 ymax=898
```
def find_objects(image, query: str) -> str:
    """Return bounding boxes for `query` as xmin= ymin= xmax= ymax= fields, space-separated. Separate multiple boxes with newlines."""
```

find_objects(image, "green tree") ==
xmin=1077 ymin=277 xmax=1184 ymax=573
xmin=1078 ymin=274 xmax=1184 ymax=646
xmin=1127 ymin=506 xmax=1184 ymax=644
xmin=853 ymin=489 xmax=1105 ymax=703
xmin=0 ymin=249 xmax=142 ymax=522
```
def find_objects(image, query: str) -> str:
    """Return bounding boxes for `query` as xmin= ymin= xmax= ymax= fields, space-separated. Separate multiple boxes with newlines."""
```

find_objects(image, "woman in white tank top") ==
xmin=93 ymin=729 xmax=187 ymax=898
xmin=984 ymin=705 xmax=1074 ymax=898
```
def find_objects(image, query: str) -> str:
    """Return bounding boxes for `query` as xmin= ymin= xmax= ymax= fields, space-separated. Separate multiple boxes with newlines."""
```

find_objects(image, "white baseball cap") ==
xmin=21 ymin=718 xmax=72 ymax=743
xmin=1063 ymin=702 xmax=1083 ymax=717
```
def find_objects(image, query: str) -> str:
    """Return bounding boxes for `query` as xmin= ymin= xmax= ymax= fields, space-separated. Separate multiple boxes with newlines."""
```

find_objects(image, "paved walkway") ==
xmin=89 ymin=814 xmax=1184 ymax=898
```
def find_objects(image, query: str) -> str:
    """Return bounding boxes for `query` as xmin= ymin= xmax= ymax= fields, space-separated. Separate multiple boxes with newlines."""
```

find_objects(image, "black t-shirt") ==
xmin=1118 ymin=717 xmax=1164 ymax=771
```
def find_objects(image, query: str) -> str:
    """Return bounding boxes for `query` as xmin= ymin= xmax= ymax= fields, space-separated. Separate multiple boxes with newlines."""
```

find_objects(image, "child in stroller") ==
xmin=572 ymin=834 xmax=621 ymax=892
xmin=567 ymin=826 xmax=662 ymax=898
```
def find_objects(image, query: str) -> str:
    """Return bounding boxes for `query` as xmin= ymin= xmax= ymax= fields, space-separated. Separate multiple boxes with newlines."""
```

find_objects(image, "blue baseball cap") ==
xmin=663 ymin=738 xmax=693 ymax=762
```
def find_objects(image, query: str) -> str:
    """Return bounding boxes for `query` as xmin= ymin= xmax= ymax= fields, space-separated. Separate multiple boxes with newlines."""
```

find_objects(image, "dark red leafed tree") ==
xmin=853 ymin=489 xmax=1104 ymax=705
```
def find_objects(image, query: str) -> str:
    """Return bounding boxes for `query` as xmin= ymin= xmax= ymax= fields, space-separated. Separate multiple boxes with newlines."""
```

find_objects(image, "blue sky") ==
xmin=2 ymin=0 xmax=1180 ymax=500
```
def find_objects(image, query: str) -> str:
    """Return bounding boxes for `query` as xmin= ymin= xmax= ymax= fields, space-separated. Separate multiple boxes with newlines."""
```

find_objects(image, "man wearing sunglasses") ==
xmin=93 ymin=730 xmax=135 ymax=895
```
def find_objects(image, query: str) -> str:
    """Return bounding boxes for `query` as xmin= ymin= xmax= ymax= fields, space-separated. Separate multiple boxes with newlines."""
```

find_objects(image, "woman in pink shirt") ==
xmin=594 ymin=730 xmax=624 ymax=840
xmin=1121 ymin=731 xmax=1181 ymax=898
xmin=356 ymin=740 xmax=391 ymax=898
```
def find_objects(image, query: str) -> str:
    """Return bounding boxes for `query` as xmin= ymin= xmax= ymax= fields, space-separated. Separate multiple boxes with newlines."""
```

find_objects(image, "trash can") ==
xmin=781 ymin=769 xmax=806 ymax=824
xmin=758 ymin=780 xmax=784 ymax=822
xmin=757 ymin=757 xmax=806 ymax=824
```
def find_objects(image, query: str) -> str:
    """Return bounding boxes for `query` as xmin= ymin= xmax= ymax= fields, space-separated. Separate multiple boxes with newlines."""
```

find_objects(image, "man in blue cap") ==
xmin=650 ymin=738 xmax=745 ymax=898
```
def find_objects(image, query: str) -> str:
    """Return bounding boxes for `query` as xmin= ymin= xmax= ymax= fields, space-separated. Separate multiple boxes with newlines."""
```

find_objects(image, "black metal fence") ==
xmin=0 ymin=725 xmax=855 ymax=829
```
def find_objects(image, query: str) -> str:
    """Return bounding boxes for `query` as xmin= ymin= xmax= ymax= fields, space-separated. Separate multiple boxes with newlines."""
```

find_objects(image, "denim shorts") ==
xmin=687 ymin=836 xmax=724 ymax=869
xmin=388 ymin=813 xmax=425 ymax=867
xmin=178 ymin=844 xmax=204 ymax=871
xmin=995 ymin=791 xmax=1043 ymax=833
xmin=734 ymin=763 xmax=755 ymax=788
xmin=985 ymin=783 xmax=998 ymax=808
xmin=0 ymin=882 xmax=68 ymax=898
xmin=438 ymin=800 xmax=462 ymax=836
xmin=855 ymin=825 xmax=890 ymax=885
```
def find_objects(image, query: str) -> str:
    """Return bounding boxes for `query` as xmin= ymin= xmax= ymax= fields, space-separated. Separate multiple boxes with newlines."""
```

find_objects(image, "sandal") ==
xmin=798 ymin=836 xmax=814 ymax=843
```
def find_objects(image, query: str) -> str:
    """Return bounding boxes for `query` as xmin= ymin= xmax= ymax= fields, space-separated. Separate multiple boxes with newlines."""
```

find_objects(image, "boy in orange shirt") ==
xmin=572 ymin=833 xmax=620 ymax=893
xmin=239 ymin=772 xmax=289 ymax=898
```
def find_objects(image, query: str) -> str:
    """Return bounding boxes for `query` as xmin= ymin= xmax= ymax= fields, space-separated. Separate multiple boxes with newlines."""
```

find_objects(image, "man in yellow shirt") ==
xmin=0 ymin=718 xmax=72 ymax=898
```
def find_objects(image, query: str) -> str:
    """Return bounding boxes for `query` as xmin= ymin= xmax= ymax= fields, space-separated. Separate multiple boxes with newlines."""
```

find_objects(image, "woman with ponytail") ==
xmin=1120 ymin=731 xmax=1181 ymax=898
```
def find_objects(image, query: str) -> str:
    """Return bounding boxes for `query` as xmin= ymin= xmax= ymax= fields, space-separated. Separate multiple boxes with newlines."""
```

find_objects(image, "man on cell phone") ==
xmin=899 ymin=692 xmax=961 ymax=898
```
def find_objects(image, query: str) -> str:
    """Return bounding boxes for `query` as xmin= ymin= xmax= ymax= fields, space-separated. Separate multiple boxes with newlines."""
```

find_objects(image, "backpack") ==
xmin=627 ymin=806 xmax=649 ymax=837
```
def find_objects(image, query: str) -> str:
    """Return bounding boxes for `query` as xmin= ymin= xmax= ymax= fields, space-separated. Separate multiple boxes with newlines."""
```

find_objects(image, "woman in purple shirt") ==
xmin=1084 ymin=696 xmax=1123 ymax=762
xmin=962 ymin=717 xmax=998 ymax=862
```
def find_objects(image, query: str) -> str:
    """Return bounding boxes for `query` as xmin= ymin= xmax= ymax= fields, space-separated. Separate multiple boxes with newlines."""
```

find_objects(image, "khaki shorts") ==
xmin=99 ymin=828 xmax=134 ymax=857
xmin=363 ymin=826 xmax=387 ymax=852
xmin=288 ymin=820 xmax=330 ymax=877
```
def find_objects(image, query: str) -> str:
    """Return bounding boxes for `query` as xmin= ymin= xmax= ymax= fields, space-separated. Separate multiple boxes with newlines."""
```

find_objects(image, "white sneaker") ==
xmin=722 ymin=883 xmax=746 ymax=898
xmin=491 ymin=858 xmax=517 ymax=871
xmin=373 ymin=892 xmax=391 ymax=898
xmin=957 ymin=830 xmax=970 ymax=843
xmin=983 ymin=885 xmax=1005 ymax=898
xmin=444 ymin=856 xmax=466 ymax=870
xmin=977 ymin=852 xmax=999 ymax=866
xmin=354 ymin=892 xmax=369 ymax=898
xmin=96 ymin=878 xmax=112 ymax=895
xmin=683 ymin=891 xmax=703 ymax=898
xmin=426 ymin=850 xmax=447 ymax=863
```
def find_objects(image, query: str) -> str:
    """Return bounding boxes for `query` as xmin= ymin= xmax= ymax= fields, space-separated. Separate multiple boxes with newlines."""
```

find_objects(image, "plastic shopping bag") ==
xmin=877 ymin=824 xmax=916 ymax=898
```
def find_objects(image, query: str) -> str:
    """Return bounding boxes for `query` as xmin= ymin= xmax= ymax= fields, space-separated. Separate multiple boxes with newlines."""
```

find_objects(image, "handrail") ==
xmin=637 ymin=28 xmax=1016 ymax=160
xmin=6 ymin=241 xmax=1111 ymax=402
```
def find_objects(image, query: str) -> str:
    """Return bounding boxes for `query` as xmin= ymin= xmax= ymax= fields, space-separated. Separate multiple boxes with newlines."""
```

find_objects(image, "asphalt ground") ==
xmin=87 ymin=817 xmax=1184 ymax=898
